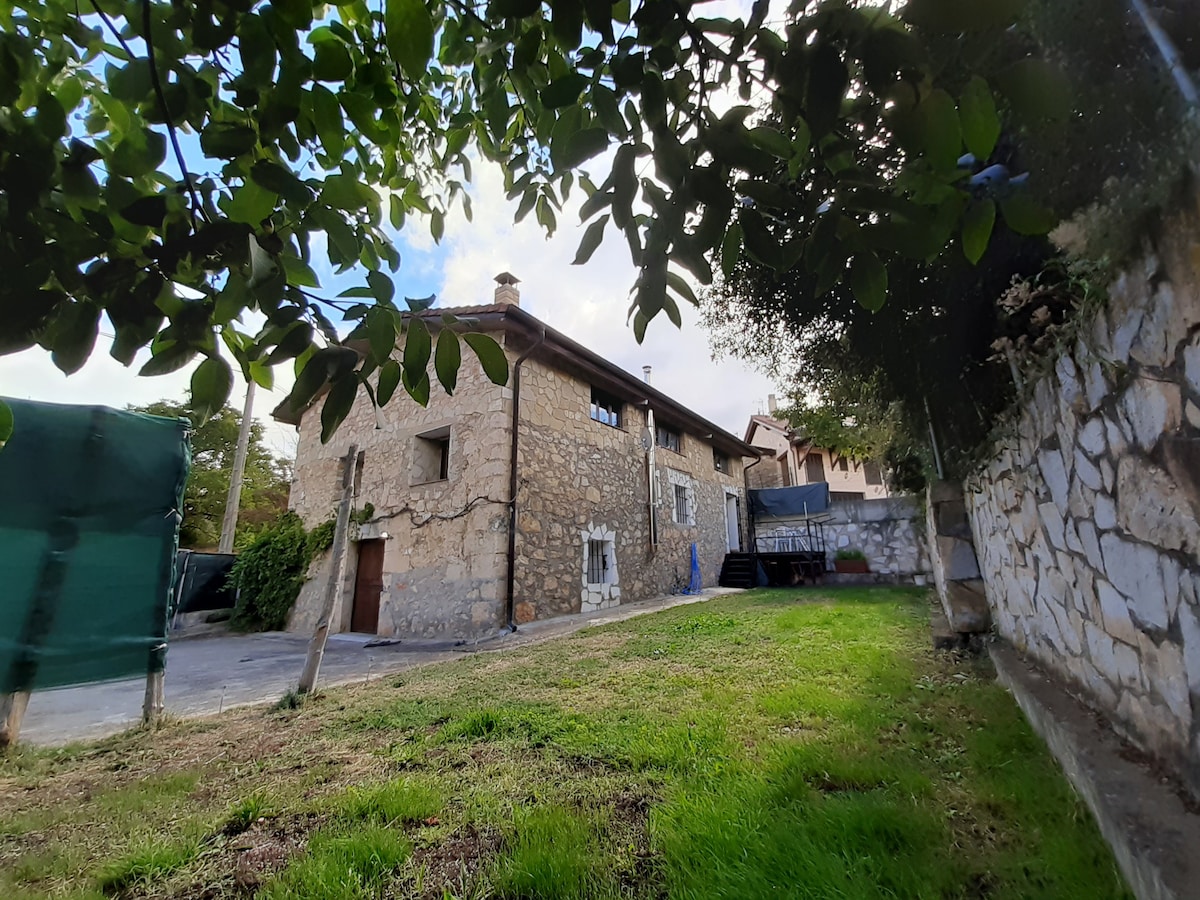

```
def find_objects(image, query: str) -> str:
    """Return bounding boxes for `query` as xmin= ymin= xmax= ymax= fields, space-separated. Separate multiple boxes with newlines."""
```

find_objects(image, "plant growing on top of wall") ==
xmin=835 ymin=549 xmax=867 ymax=561
xmin=228 ymin=512 xmax=331 ymax=632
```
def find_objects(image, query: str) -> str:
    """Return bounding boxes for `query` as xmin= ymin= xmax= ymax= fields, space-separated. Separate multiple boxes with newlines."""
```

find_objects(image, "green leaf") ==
xmin=322 ymin=173 xmax=373 ymax=210
xmin=249 ymin=360 xmax=274 ymax=390
xmin=0 ymin=399 xmax=12 ymax=450
xmin=998 ymin=58 xmax=1072 ymax=125
xmin=402 ymin=368 xmax=431 ymax=407
xmin=903 ymin=0 xmax=1024 ymax=31
xmin=434 ymin=327 xmax=461 ymax=395
xmin=367 ymin=270 xmax=395 ymax=305
xmin=850 ymin=253 xmax=888 ymax=312
xmin=200 ymin=122 xmax=258 ymax=159
xmin=721 ymin=221 xmax=742 ymax=278
xmin=959 ymin=77 xmax=1000 ymax=160
xmin=289 ymin=348 xmax=335 ymax=412
xmin=1000 ymin=194 xmax=1056 ymax=236
xmin=311 ymin=85 xmax=345 ymax=158
xmin=367 ymin=307 xmax=397 ymax=364
xmin=916 ymin=89 xmax=961 ymax=171
xmin=385 ymin=0 xmax=435 ymax=81
xmin=542 ymin=74 xmax=589 ymax=109
xmin=403 ymin=316 xmax=431 ymax=385
xmin=748 ymin=126 xmax=793 ymax=160
xmin=280 ymin=254 xmax=321 ymax=287
xmin=573 ymin=214 xmax=609 ymax=265
xmin=51 ymin=301 xmax=100 ymax=375
xmin=377 ymin=359 xmax=401 ymax=405
xmin=320 ymin=373 xmax=359 ymax=443
xmin=266 ymin=322 xmax=314 ymax=365
xmin=961 ymin=198 xmax=996 ymax=264
xmin=222 ymin=181 xmax=278 ymax=225
xmin=190 ymin=356 xmax=234 ymax=424
xmin=463 ymin=333 xmax=509 ymax=385
xmin=805 ymin=44 xmax=848 ymax=137
xmin=665 ymin=271 xmax=698 ymax=307
xmin=559 ymin=128 xmax=610 ymax=170
xmin=119 ymin=195 xmax=169 ymax=227
xmin=139 ymin=342 xmax=197 ymax=376
xmin=312 ymin=40 xmax=353 ymax=82
xmin=250 ymin=160 xmax=313 ymax=205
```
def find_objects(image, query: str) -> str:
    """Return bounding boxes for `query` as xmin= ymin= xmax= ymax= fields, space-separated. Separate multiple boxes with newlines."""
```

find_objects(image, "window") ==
xmin=590 ymin=388 xmax=622 ymax=428
xmin=830 ymin=491 xmax=865 ymax=502
xmin=863 ymin=460 xmax=883 ymax=485
xmin=673 ymin=484 xmax=690 ymax=524
xmin=837 ymin=455 xmax=849 ymax=472
xmin=804 ymin=451 xmax=825 ymax=483
xmin=713 ymin=449 xmax=730 ymax=474
xmin=778 ymin=457 xmax=791 ymax=486
xmin=656 ymin=424 xmax=681 ymax=453
xmin=412 ymin=427 xmax=450 ymax=484
xmin=586 ymin=539 xmax=612 ymax=585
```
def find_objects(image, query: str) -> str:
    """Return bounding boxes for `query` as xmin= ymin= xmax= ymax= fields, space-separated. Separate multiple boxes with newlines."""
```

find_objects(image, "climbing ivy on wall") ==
xmin=228 ymin=511 xmax=332 ymax=631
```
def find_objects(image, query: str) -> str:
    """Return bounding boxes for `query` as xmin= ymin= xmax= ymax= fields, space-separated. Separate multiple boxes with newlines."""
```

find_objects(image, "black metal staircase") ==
xmin=718 ymin=552 xmax=757 ymax=588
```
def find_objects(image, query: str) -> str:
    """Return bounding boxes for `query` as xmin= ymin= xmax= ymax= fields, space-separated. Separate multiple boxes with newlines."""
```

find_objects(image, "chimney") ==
xmin=494 ymin=271 xmax=520 ymax=306
xmin=768 ymin=393 xmax=778 ymax=414
xmin=642 ymin=365 xmax=652 ymax=385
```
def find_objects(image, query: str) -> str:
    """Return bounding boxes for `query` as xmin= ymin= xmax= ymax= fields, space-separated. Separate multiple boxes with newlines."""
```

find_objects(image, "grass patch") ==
xmin=95 ymin=834 xmax=204 ymax=893
xmin=258 ymin=824 xmax=409 ymax=900
xmin=0 ymin=587 xmax=1131 ymax=899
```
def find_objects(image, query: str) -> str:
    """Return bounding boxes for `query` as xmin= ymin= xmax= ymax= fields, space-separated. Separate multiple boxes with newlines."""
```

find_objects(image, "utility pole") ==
xmin=218 ymin=381 xmax=255 ymax=554
xmin=298 ymin=445 xmax=360 ymax=694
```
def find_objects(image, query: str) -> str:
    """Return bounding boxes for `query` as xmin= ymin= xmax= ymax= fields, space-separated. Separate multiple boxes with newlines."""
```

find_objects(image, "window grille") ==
xmin=673 ymin=484 xmax=689 ymax=524
xmin=590 ymin=388 xmax=622 ymax=427
xmin=587 ymin=539 xmax=609 ymax=584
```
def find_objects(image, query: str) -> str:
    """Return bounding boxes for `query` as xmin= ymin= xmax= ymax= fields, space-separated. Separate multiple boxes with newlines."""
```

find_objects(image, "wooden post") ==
xmin=298 ymin=445 xmax=359 ymax=694
xmin=142 ymin=671 xmax=164 ymax=725
xmin=0 ymin=692 xmax=31 ymax=747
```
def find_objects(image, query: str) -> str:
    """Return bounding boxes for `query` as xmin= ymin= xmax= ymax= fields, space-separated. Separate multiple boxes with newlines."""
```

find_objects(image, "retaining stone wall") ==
xmin=964 ymin=190 xmax=1200 ymax=797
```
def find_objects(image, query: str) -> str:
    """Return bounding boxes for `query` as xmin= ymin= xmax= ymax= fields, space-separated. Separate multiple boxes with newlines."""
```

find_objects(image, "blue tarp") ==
xmin=749 ymin=484 xmax=831 ymax=518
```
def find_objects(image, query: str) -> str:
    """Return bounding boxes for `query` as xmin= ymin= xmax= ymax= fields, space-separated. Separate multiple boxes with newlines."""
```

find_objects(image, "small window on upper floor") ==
xmin=412 ymin=426 xmax=450 ymax=485
xmin=863 ymin=460 xmax=883 ymax=485
xmin=656 ymin=424 xmax=681 ymax=453
xmin=713 ymin=449 xmax=730 ymax=474
xmin=590 ymin=388 xmax=622 ymax=428
xmin=837 ymin=455 xmax=849 ymax=472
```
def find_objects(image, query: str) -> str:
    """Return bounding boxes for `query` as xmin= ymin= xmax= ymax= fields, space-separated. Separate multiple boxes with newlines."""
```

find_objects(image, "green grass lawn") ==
xmin=0 ymin=587 xmax=1130 ymax=899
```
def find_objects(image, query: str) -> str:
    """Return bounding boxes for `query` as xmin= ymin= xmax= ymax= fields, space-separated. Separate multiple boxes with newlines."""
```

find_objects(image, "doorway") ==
xmin=725 ymin=494 xmax=740 ymax=552
xmin=350 ymin=539 xmax=384 ymax=634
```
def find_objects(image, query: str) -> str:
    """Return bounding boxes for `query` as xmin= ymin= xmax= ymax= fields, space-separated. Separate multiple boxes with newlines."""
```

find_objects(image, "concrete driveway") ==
xmin=16 ymin=588 xmax=740 ymax=747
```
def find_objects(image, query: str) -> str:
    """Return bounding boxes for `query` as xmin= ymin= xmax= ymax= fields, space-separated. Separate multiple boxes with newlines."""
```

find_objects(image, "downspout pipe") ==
xmin=743 ymin=453 xmax=762 ymax=553
xmin=505 ymin=327 xmax=546 ymax=632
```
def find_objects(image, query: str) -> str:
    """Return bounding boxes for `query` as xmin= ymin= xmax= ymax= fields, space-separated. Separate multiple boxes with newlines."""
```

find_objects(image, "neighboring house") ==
xmin=275 ymin=274 xmax=756 ymax=642
xmin=743 ymin=397 xmax=889 ymax=501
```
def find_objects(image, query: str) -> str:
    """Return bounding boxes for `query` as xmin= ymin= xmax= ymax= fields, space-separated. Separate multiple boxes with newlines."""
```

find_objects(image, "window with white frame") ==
xmin=586 ymin=538 xmax=613 ymax=584
xmin=665 ymin=468 xmax=695 ymax=525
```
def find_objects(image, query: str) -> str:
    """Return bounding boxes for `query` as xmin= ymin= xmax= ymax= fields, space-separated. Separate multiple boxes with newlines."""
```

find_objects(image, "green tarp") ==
xmin=0 ymin=398 xmax=190 ymax=693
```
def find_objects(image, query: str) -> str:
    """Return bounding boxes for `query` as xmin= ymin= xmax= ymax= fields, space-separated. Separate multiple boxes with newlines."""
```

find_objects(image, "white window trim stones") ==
xmin=580 ymin=523 xmax=620 ymax=612
xmin=665 ymin=468 xmax=696 ymax=526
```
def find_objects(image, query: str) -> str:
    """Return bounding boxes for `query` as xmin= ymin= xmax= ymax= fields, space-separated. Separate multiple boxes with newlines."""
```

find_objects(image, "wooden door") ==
xmin=350 ymin=539 xmax=384 ymax=634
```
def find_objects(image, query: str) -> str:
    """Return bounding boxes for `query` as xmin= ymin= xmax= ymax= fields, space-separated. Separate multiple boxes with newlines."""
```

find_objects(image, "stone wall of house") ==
xmin=513 ymin=355 xmax=746 ymax=623
xmin=286 ymin=342 xmax=513 ymax=641
xmin=753 ymin=496 xmax=929 ymax=578
xmin=964 ymin=190 xmax=1200 ymax=796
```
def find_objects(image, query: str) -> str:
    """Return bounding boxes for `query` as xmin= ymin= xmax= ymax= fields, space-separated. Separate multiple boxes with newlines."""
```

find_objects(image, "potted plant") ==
xmin=834 ymin=549 xmax=869 ymax=574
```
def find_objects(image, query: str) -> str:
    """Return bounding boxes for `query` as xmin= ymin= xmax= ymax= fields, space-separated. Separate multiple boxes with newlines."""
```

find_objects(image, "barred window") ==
xmin=590 ymin=388 xmax=622 ymax=428
xmin=674 ymin=484 xmax=689 ymax=524
xmin=587 ymin=539 xmax=610 ymax=584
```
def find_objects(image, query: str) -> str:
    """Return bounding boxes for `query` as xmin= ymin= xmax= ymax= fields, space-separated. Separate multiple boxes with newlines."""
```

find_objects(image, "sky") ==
xmin=0 ymin=1 xmax=779 ymax=458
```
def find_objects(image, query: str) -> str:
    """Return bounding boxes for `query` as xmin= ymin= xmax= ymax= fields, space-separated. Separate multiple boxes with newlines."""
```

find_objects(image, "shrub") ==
xmin=229 ymin=513 xmax=331 ymax=632
xmin=835 ymin=549 xmax=867 ymax=562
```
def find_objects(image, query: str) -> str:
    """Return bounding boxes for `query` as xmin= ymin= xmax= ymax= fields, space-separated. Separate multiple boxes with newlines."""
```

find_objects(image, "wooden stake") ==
xmin=0 ymin=692 xmax=31 ymax=747
xmin=298 ymin=445 xmax=359 ymax=694
xmin=142 ymin=671 xmax=164 ymax=725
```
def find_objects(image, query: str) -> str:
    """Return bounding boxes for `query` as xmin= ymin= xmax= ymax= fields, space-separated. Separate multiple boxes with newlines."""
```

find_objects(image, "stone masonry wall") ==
xmin=965 ymin=190 xmax=1200 ymax=796
xmin=513 ymin=355 xmax=745 ymax=623
xmin=287 ymin=344 xmax=512 ymax=641
xmin=754 ymin=496 xmax=929 ymax=577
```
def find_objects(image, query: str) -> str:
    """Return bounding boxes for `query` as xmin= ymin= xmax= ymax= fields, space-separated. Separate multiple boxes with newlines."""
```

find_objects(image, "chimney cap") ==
xmin=495 ymin=271 xmax=521 ymax=286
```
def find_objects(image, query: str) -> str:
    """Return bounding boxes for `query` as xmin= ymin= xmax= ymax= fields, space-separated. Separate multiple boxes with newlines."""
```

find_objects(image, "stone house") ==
xmin=743 ymin=397 xmax=889 ymax=500
xmin=276 ymin=275 xmax=756 ymax=642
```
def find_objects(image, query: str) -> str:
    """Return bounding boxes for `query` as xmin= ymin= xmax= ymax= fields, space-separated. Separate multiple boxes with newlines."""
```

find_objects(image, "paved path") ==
xmin=18 ymin=588 xmax=741 ymax=747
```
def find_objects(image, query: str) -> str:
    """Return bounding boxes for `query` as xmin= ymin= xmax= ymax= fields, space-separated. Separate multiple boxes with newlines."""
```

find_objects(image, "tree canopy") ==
xmin=0 ymin=0 xmax=1066 ymax=444
xmin=132 ymin=396 xmax=291 ymax=548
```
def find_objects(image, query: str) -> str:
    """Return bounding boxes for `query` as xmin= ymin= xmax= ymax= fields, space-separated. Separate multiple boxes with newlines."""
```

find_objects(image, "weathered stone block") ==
xmin=1101 ymin=534 xmax=1168 ymax=632
xmin=1116 ymin=455 xmax=1199 ymax=556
